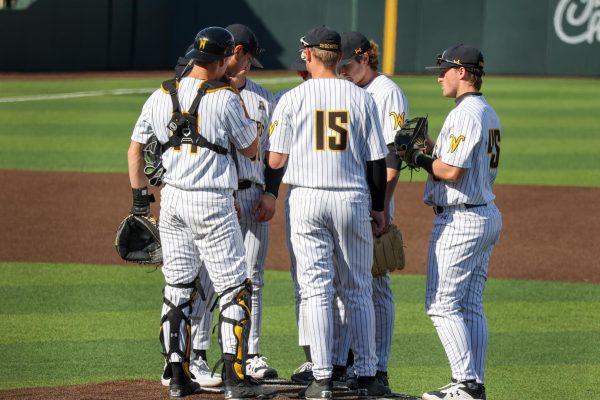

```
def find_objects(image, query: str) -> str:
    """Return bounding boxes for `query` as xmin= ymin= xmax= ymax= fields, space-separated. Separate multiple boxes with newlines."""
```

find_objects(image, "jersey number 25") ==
xmin=487 ymin=128 xmax=501 ymax=169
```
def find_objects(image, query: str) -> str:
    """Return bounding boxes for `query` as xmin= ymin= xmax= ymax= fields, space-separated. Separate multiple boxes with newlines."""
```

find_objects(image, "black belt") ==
xmin=238 ymin=180 xmax=260 ymax=190
xmin=433 ymin=203 xmax=486 ymax=215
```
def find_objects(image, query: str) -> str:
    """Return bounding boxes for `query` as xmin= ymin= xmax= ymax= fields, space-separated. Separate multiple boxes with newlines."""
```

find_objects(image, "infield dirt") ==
xmin=0 ymin=170 xmax=598 ymax=399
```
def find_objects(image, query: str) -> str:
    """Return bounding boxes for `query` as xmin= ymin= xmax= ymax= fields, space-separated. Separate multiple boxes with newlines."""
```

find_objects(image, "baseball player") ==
xmin=403 ymin=44 xmax=502 ymax=400
xmin=267 ymin=26 xmax=390 ymax=400
xmin=128 ymin=26 xmax=275 ymax=399
xmin=189 ymin=23 xmax=281 ymax=382
xmin=333 ymin=31 xmax=410 ymax=389
xmin=272 ymin=42 xmax=316 ymax=385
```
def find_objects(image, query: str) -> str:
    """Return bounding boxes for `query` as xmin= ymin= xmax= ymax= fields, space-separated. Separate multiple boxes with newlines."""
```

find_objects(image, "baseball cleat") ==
xmin=161 ymin=361 xmax=172 ymax=386
xmin=224 ymin=377 xmax=278 ymax=399
xmin=168 ymin=376 xmax=201 ymax=399
xmin=246 ymin=355 xmax=278 ymax=379
xmin=422 ymin=380 xmax=486 ymax=400
xmin=357 ymin=376 xmax=392 ymax=399
xmin=304 ymin=378 xmax=333 ymax=400
xmin=190 ymin=357 xmax=223 ymax=387
xmin=291 ymin=361 xmax=314 ymax=384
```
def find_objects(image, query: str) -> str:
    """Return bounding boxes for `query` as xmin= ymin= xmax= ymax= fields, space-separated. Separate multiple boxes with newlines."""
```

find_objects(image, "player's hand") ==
xmin=370 ymin=210 xmax=385 ymax=237
xmin=382 ymin=205 xmax=391 ymax=234
xmin=252 ymin=194 xmax=276 ymax=222
xmin=229 ymin=63 xmax=250 ymax=89
xmin=234 ymin=199 xmax=241 ymax=219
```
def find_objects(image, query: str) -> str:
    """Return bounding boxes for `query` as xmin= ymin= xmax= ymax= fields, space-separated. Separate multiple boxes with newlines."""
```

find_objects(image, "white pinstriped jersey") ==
xmin=131 ymin=77 xmax=256 ymax=191
xmin=236 ymin=79 xmax=275 ymax=184
xmin=424 ymin=93 xmax=501 ymax=206
xmin=363 ymin=74 xmax=409 ymax=144
xmin=268 ymin=79 xmax=388 ymax=189
xmin=273 ymin=90 xmax=287 ymax=104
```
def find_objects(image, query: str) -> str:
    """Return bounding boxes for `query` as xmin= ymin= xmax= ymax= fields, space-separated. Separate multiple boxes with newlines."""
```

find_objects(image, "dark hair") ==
xmin=465 ymin=68 xmax=484 ymax=90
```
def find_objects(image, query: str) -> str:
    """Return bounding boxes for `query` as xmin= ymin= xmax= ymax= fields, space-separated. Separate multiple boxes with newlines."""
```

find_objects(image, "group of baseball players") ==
xmin=127 ymin=21 xmax=501 ymax=400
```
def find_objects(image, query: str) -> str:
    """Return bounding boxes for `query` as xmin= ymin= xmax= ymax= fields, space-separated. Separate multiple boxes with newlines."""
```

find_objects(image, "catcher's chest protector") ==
xmin=160 ymin=78 xmax=237 ymax=155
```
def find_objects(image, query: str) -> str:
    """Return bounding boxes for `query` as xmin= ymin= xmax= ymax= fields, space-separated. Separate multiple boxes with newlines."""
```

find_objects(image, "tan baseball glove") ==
xmin=372 ymin=224 xmax=405 ymax=277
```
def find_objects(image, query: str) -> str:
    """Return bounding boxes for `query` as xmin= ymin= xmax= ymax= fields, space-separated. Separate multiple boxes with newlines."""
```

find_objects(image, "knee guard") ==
xmin=218 ymin=278 xmax=253 ymax=381
xmin=159 ymin=280 xmax=200 ymax=377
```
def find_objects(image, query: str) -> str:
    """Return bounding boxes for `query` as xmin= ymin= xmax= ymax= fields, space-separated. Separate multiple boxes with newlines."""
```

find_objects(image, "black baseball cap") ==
xmin=225 ymin=23 xmax=264 ymax=68
xmin=338 ymin=31 xmax=371 ymax=67
xmin=185 ymin=27 xmax=235 ymax=63
xmin=425 ymin=44 xmax=485 ymax=73
xmin=290 ymin=43 xmax=307 ymax=71
xmin=301 ymin=26 xmax=341 ymax=52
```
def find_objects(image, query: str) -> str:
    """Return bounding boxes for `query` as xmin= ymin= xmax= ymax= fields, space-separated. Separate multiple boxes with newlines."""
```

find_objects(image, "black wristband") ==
xmin=131 ymin=187 xmax=155 ymax=215
xmin=264 ymin=163 xmax=284 ymax=199
xmin=415 ymin=153 xmax=436 ymax=175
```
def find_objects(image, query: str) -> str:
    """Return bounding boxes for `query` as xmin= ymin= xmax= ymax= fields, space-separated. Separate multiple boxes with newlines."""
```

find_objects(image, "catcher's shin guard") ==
xmin=218 ymin=279 xmax=253 ymax=383
xmin=159 ymin=281 xmax=199 ymax=378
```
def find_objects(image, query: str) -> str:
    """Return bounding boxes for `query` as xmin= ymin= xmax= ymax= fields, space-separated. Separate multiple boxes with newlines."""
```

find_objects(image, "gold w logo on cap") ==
xmin=389 ymin=111 xmax=405 ymax=130
xmin=448 ymin=134 xmax=465 ymax=153
xmin=199 ymin=38 xmax=208 ymax=49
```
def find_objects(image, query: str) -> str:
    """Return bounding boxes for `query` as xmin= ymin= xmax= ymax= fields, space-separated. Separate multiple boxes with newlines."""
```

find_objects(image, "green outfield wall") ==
xmin=0 ymin=0 xmax=598 ymax=75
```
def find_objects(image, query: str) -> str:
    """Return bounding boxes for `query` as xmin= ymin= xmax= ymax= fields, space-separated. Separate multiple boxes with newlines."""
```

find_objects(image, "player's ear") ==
xmin=304 ymin=48 xmax=311 ymax=63
xmin=233 ymin=44 xmax=245 ymax=58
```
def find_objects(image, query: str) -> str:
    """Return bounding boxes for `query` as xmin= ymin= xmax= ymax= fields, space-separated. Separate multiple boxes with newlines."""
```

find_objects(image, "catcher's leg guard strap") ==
xmin=218 ymin=279 xmax=253 ymax=381
xmin=159 ymin=284 xmax=198 ymax=374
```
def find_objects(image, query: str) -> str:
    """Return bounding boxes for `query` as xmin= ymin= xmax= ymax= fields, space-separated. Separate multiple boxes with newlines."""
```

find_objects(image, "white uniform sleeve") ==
xmin=224 ymin=92 xmax=257 ymax=150
xmin=267 ymin=94 xmax=293 ymax=155
xmin=439 ymin=109 xmax=481 ymax=169
xmin=382 ymin=88 xmax=409 ymax=144
xmin=364 ymin=95 xmax=389 ymax=161
xmin=131 ymin=93 xmax=157 ymax=144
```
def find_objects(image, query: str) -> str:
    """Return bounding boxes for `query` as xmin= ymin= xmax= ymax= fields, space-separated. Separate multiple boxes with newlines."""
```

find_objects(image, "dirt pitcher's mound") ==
xmin=0 ymin=170 xmax=598 ymax=283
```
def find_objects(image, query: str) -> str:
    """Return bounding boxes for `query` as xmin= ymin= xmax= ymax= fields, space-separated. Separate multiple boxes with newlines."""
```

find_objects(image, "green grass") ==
xmin=0 ymin=262 xmax=598 ymax=398
xmin=0 ymin=75 xmax=599 ymax=186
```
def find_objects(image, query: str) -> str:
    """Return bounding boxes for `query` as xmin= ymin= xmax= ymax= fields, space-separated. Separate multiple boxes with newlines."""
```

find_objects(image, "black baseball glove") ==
xmin=394 ymin=116 xmax=428 ymax=169
xmin=115 ymin=214 xmax=163 ymax=264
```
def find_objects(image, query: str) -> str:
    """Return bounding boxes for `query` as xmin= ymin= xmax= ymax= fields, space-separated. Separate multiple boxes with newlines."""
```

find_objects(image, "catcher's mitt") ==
xmin=115 ymin=214 xmax=163 ymax=264
xmin=143 ymin=134 xmax=166 ymax=187
xmin=372 ymin=224 xmax=405 ymax=278
xmin=394 ymin=116 xmax=428 ymax=169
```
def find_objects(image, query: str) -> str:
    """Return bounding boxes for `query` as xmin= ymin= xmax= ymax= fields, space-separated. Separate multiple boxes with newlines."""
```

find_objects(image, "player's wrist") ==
xmin=131 ymin=186 xmax=155 ymax=215
xmin=414 ymin=153 xmax=436 ymax=175
xmin=263 ymin=191 xmax=277 ymax=200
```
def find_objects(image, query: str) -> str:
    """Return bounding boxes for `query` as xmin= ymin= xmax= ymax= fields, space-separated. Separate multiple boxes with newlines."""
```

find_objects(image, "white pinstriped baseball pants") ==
xmin=425 ymin=203 xmax=502 ymax=384
xmin=159 ymin=185 xmax=248 ymax=359
xmin=288 ymin=187 xmax=378 ymax=380
xmin=191 ymin=185 xmax=269 ymax=355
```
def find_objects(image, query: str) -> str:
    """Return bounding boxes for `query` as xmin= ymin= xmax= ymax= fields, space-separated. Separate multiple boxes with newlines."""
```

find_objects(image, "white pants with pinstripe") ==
xmin=159 ymin=185 xmax=248 ymax=359
xmin=191 ymin=185 xmax=269 ymax=356
xmin=425 ymin=203 xmax=502 ymax=384
xmin=289 ymin=187 xmax=378 ymax=380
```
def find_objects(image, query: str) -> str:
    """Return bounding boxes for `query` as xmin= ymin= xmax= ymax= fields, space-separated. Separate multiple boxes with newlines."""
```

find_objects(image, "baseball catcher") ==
xmin=372 ymin=224 xmax=405 ymax=277
xmin=394 ymin=116 xmax=429 ymax=169
xmin=115 ymin=213 xmax=162 ymax=265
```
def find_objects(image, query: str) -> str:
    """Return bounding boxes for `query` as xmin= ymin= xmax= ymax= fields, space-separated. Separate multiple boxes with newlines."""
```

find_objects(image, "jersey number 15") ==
xmin=315 ymin=110 xmax=348 ymax=152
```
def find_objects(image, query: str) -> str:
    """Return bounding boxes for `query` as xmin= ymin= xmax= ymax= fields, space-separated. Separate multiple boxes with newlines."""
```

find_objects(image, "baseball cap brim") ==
xmin=250 ymin=57 xmax=264 ymax=69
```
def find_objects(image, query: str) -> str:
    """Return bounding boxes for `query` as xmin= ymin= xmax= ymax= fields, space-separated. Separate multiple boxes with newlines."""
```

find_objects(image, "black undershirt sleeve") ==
xmin=263 ymin=160 xmax=285 ymax=199
xmin=366 ymin=158 xmax=387 ymax=212
xmin=385 ymin=143 xmax=402 ymax=170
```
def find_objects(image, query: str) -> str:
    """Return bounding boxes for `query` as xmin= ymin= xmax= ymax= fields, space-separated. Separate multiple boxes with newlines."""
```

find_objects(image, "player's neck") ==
xmin=455 ymin=83 xmax=478 ymax=99
xmin=188 ymin=64 xmax=220 ymax=81
xmin=357 ymin=69 xmax=378 ymax=87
